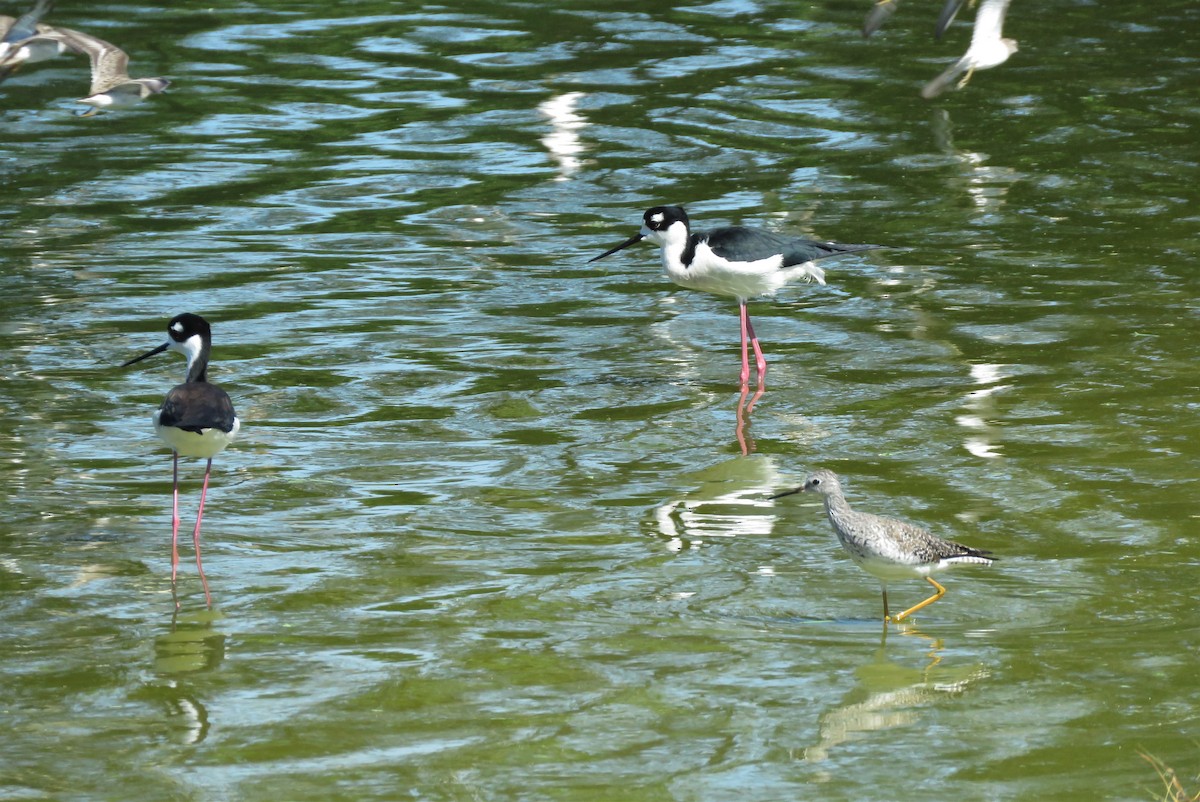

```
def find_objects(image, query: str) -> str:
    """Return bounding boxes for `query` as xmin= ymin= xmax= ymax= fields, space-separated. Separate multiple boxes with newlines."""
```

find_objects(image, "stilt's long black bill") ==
xmin=588 ymin=233 xmax=644 ymax=263
xmin=768 ymin=486 xmax=804 ymax=500
xmin=121 ymin=341 xmax=169 ymax=368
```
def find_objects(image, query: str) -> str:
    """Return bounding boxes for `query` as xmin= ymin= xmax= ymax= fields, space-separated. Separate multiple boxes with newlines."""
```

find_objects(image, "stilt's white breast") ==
xmin=153 ymin=410 xmax=240 ymax=459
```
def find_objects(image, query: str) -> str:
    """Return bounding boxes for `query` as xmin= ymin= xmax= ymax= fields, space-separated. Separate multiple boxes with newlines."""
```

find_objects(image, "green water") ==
xmin=2 ymin=0 xmax=1198 ymax=799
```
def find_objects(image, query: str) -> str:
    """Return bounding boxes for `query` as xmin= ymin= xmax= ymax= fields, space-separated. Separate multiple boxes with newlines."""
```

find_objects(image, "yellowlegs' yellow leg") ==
xmin=892 ymin=577 xmax=947 ymax=622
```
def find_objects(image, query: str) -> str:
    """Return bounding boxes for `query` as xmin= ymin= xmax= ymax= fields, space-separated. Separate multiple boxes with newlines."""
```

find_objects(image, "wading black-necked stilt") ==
xmin=772 ymin=470 xmax=996 ymax=623
xmin=123 ymin=313 xmax=239 ymax=608
xmin=590 ymin=206 xmax=882 ymax=390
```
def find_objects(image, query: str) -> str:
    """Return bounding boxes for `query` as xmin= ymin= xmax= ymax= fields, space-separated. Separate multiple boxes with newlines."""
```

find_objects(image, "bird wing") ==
xmin=971 ymin=0 xmax=1012 ymax=51
xmin=2 ymin=0 xmax=53 ymax=44
xmin=704 ymin=226 xmax=881 ymax=268
xmin=939 ymin=538 xmax=995 ymax=561
xmin=862 ymin=0 xmax=899 ymax=38
xmin=921 ymin=54 xmax=970 ymax=99
xmin=159 ymin=385 xmax=238 ymax=434
xmin=45 ymin=26 xmax=129 ymax=92
xmin=935 ymin=0 xmax=967 ymax=39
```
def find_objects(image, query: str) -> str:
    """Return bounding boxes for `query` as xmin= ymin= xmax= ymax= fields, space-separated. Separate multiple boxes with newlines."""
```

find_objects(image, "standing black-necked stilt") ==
xmin=590 ymin=206 xmax=882 ymax=390
xmin=772 ymin=470 xmax=996 ymax=623
xmin=122 ymin=313 xmax=239 ymax=608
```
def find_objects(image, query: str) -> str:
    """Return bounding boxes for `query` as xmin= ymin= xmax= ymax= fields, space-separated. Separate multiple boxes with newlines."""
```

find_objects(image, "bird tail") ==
xmin=946 ymin=543 xmax=996 ymax=566
xmin=801 ymin=263 xmax=826 ymax=285
xmin=816 ymin=241 xmax=886 ymax=259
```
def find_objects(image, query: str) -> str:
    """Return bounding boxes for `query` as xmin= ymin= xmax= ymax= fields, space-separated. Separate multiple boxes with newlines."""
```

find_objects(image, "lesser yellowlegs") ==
xmin=34 ymin=25 xmax=169 ymax=115
xmin=773 ymin=469 xmax=996 ymax=622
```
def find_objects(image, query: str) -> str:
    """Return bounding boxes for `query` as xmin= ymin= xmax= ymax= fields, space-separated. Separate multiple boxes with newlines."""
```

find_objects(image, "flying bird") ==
xmin=922 ymin=0 xmax=1016 ymax=99
xmin=35 ymin=25 xmax=169 ymax=115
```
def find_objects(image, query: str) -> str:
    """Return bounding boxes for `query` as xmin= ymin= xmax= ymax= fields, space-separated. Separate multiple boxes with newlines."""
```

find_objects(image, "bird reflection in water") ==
xmin=537 ymin=91 xmax=588 ymax=181
xmin=801 ymin=625 xmax=990 ymax=766
xmin=655 ymin=455 xmax=785 ymax=552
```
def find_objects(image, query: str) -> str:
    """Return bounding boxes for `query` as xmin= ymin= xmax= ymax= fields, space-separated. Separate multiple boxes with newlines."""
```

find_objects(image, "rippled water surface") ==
xmin=3 ymin=0 xmax=1199 ymax=799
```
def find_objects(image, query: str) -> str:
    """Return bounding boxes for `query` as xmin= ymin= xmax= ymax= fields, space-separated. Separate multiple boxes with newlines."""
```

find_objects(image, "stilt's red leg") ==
xmin=744 ymin=311 xmax=767 ymax=389
xmin=171 ymin=452 xmax=181 ymax=587
xmin=192 ymin=458 xmax=214 ymax=608
xmin=738 ymin=302 xmax=752 ymax=387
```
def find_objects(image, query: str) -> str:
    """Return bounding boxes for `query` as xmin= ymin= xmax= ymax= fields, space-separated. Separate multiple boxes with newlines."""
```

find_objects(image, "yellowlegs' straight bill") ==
xmin=122 ymin=313 xmax=239 ymax=608
xmin=589 ymin=206 xmax=882 ymax=391
xmin=773 ymin=469 xmax=996 ymax=623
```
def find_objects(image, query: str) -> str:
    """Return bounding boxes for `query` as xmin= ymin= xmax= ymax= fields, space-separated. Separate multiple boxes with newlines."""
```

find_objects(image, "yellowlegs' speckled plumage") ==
xmin=774 ymin=469 xmax=996 ymax=622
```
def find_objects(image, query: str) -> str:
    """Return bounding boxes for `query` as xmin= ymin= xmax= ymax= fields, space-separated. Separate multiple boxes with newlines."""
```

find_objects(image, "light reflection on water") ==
xmin=1 ymin=0 xmax=1199 ymax=799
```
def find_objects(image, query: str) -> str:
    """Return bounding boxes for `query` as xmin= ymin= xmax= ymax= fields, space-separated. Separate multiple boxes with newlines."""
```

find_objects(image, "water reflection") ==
xmin=931 ymin=108 xmax=1023 ymax=218
xmin=957 ymin=362 xmax=1011 ymax=459
xmin=803 ymin=627 xmax=990 ymax=764
xmin=537 ymin=91 xmax=588 ymax=181
xmin=156 ymin=613 xmax=226 ymax=675
xmin=654 ymin=454 xmax=783 ymax=551
xmin=735 ymin=383 xmax=766 ymax=454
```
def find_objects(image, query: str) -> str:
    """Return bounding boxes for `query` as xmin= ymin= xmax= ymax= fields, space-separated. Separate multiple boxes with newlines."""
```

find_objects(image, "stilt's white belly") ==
xmin=153 ymin=412 xmax=240 ymax=459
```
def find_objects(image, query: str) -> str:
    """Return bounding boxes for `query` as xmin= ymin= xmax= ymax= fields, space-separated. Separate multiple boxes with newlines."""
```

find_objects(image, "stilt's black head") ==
xmin=589 ymin=205 xmax=690 ymax=263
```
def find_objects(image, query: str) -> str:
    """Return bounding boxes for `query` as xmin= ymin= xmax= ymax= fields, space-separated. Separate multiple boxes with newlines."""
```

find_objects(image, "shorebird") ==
xmin=773 ymin=469 xmax=996 ymax=622
xmin=35 ymin=25 xmax=169 ymax=115
xmin=122 ymin=313 xmax=239 ymax=607
xmin=0 ymin=0 xmax=62 ymax=80
xmin=922 ymin=0 xmax=1016 ymax=99
xmin=589 ymin=206 xmax=881 ymax=390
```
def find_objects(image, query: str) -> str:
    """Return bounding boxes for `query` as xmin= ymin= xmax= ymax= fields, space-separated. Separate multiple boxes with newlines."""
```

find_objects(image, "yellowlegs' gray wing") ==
xmin=934 ymin=0 xmax=969 ymax=39
xmin=862 ymin=0 xmax=899 ymax=37
xmin=0 ymin=21 xmax=79 ymax=80
xmin=921 ymin=53 xmax=972 ymax=99
xmin=49 ymin=27 xmax=131 ymax=93
xmin=0 ymin=0 xmax=53 ymax=46
xmin=0 ymin=0 xmax=54 ymax=75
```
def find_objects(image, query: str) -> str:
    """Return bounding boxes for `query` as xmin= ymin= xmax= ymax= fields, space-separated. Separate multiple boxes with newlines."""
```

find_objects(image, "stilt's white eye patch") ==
xmin=650 ymin=213 xmax=664 ymax=224
xmin=171 ymin=322 xmax=184 ymax=333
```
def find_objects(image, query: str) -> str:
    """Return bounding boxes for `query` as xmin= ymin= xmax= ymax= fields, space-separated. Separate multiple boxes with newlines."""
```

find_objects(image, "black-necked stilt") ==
xmin=122 ymin=313 xmax=239 ymax=608
xmin=922 ymin=0 xmax=1016 ymax=99
xmin=772 ymin=470 xmax=996 ymax=623
xmin=590 ymin=206 xmax=882 ymax=390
